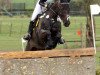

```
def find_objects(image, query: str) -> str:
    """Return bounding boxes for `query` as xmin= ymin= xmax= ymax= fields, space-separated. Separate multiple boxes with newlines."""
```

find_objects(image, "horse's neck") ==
xmin=46 ymin=11 xmax=57 ymax=21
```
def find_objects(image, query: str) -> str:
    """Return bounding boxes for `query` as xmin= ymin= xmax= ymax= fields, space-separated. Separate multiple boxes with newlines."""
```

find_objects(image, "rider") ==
xmin=24 ymin=0 xmax=64 ymax=44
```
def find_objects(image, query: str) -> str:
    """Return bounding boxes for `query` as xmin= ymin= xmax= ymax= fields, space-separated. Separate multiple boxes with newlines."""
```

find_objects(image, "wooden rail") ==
xmin=0 ymin=48 xmax=95 ymax=59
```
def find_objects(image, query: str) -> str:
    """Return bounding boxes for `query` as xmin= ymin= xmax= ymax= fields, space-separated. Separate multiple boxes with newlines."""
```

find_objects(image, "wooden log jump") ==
xmin=0 ymin=48 xmax=95 ymax=75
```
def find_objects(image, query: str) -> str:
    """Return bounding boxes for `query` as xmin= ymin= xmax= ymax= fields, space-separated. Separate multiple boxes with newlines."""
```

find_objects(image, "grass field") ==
xmin=0 ymin=16 xmax=84 ymax=50
xmin=0 ymin=16 xmax=100 ymax=50
xmin=0 ymin=16 xmax=29 ymax=51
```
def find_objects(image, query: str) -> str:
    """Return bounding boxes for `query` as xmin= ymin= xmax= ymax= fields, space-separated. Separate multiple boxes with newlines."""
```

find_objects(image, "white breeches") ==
xmin=31 ymin=0 xmax=45 ymax=21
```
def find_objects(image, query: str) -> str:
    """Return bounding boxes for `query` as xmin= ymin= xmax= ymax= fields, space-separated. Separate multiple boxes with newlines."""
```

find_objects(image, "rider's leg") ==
xmin=24 ymin=0 xmax=43 ymax=40
xmin=23 ymin=21 xmax=34 ymax=40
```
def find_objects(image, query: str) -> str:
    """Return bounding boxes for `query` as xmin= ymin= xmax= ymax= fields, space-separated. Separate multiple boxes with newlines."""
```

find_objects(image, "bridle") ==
xmin=48 ymin=2 xmax=70 ymax=20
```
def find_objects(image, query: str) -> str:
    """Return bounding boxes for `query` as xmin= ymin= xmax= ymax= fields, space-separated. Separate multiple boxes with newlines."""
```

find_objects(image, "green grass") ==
xmin=0 ymin=16 xmax=82 ymax=50
xmin=0 ymin=16 xmax=29 ymax=51
xmin=96 ymin=51 xmax=100 ymax=69
xmin=0 ymin=16 xmax=100 ymax=51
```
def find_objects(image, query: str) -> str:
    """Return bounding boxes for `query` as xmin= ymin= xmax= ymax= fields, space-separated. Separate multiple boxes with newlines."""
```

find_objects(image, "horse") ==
xmin=25 ymin=0 xmax=70 ymax=51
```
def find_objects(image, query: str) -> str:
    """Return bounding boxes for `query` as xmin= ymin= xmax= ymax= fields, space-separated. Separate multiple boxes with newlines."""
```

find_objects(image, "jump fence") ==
xmin=0 ymin=48 xmax=95 ymax=75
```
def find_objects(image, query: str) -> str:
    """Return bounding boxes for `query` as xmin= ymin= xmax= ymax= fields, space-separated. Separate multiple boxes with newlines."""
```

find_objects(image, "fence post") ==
xmin=19 ymin=23 xmax=23 ymax=36
xmin=81 ymin=23 xmax=86 ymax=48
xmin=0 ymin=21 xmax=2 ymax=34
xmin=9 ymin=23 xmax=12 ymax=36
xmin=80 ymin=23 xmax=83 ymax=48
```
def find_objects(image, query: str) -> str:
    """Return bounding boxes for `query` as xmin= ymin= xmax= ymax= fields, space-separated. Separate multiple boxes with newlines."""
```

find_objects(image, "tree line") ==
xmin=0 ymin=0 xmax=99 ymax=11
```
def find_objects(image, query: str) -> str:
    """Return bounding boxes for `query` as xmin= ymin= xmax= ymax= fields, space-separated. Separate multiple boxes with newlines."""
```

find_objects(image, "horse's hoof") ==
xmin=45 ymin=45 xmax=52 ymax=49
xmin=58 ymin=38 xmax=65 ymax=44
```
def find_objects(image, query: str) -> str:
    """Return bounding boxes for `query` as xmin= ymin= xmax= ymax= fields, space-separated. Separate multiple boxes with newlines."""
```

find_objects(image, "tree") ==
xmin=0 ymin=0 xmax=12 ymax=15
xmin=76 ymin=0 xmax=99 ymax=47
xmin=0 ymin=0 xmax=11 ymax=10
xmin=82 ymin=0 xmax=99 ymax=47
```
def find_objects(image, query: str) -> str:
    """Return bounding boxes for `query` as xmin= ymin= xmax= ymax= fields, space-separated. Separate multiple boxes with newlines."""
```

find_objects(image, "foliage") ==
xmin=70 ymin=1 xmax=83 ymax=11
xmin=0 ymin=0 xmax=11 ymax=9
xmin=70 ymin=0 xmax=100 ymax=15
xmin=0 ymin=0 xmax=99 ymax=12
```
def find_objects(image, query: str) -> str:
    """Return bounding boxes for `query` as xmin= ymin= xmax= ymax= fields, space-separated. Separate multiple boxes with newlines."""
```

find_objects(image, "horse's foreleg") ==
xmin=25 ymin=42 xmax=31 ymax=51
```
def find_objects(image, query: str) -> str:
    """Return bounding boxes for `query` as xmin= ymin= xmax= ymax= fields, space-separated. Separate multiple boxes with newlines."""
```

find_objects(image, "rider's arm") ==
xmin=39 ymin=0 xmax=47 ymax=7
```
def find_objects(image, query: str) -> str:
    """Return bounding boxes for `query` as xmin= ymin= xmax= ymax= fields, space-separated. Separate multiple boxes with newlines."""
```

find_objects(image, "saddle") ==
xmin=33 ymin=14 xmax=44 ymax=29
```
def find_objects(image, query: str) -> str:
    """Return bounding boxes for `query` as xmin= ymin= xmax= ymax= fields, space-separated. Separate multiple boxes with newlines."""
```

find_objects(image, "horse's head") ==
xmin=58 ymin=2 xmax=70 ymax=27
xmin=47 ymin=0 xmax=70 ymax=27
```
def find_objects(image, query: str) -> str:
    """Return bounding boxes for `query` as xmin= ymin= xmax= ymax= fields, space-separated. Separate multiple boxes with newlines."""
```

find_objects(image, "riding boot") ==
xmin=23 ymin=21 xmax=35 ymax=40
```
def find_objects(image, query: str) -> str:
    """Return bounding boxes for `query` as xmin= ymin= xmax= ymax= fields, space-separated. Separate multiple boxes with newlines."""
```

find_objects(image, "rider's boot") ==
xmin=23 ymin=21 xmax=35 ymax=40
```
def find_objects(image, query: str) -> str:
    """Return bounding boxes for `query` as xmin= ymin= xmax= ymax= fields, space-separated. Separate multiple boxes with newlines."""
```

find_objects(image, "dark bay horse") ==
xmin=25 ymin=0 xmax=70 ymax=51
